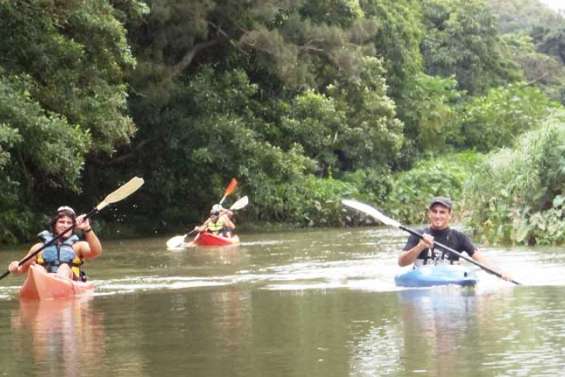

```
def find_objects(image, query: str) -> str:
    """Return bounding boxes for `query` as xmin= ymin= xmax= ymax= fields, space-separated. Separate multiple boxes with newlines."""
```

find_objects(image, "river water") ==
xmin=0 ymin=227 xmax=564 ymax=377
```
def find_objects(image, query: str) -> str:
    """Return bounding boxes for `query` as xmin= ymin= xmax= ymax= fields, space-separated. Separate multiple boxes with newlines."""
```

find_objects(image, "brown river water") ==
xmin=0 ymin=226 xmax=564 ymax=377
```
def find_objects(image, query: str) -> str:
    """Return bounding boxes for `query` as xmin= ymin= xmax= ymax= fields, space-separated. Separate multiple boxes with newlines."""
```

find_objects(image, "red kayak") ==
xmin=20 ymin=264 xmax=95 ymax=300
xmin=193 ymin=232 xmax=240 ymax=247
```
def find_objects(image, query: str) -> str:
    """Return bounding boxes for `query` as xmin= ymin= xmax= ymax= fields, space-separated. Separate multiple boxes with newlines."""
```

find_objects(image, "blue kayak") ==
xmin=395 ymin=264 xmax=478 ymax=287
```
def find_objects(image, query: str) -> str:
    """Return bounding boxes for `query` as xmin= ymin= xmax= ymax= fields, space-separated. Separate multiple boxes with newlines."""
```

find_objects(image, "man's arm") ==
xmin=398 ymin=234 xmax=433 ymax=267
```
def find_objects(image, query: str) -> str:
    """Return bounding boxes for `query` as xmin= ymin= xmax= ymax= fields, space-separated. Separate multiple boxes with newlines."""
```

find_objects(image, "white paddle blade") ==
xmin=341 ymin=199 xmax=401 ymax=228
xmin=166 ymin=235 xmax=186 ymax=250
xmin=230 ymin=196 xmax=249 ymax=210
xmin=96 ymin=177 xmax=145 ymax=211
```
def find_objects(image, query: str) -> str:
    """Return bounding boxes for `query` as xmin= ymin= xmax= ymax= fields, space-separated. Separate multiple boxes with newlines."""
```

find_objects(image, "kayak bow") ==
xmin=20 ymin=265 xmax=95 ymax=300
xmin=395 ymin=264 xmax=478 ymax=288
xmin=194 ymin=232 xmax=240 ymax=247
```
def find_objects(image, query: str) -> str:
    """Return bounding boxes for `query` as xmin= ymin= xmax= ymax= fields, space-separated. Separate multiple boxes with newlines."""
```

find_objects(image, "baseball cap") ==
xmin=428 ymin=196 xmax=453 ymax=210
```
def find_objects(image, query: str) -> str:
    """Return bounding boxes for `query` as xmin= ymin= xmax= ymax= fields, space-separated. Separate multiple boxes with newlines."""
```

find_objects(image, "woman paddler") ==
xmin=7 ymin=206 xmax=102 ymax=281
xmin=193 ymin=204 xmax=236 ymax=238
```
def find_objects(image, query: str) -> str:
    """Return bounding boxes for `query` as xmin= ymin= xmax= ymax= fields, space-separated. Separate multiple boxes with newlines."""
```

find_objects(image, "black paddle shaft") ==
xmin=400 ymin=225 xmax=521 ymax=285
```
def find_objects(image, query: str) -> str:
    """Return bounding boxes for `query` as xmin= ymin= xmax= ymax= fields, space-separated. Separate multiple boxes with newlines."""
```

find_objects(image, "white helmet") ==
xmin=210 ymin=204 xmax=223 ymax=214
xmin=57 ymin=206 xmax=76 ymax=216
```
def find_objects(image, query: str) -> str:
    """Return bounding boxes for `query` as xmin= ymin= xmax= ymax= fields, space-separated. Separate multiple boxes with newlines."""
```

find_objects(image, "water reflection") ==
xmin=2 ymin=228 xmax=565 ymax=377
xmin=208 ymin=287 xmax=251 ymax=352
xmin=11 ymin=298 xmax=105 ymax=377
xmin=396 ymin=286 xmax=524 ymax=377
xmin=397 ymin=287 xmax=478 ymax=376
xmin=184 ymin=245 xmax=242 ymax=266
xmin=347 ymin=286 xmax=522 ymax=377
xmin=126 ymin=286 xmax=253 ymax=376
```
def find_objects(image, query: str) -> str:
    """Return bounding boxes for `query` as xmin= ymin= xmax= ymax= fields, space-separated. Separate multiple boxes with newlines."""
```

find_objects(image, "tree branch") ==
xmin=89 ymin=138 xmax=155 ymax=166
xmin=169 ymin=38 xmax=220 ymax=78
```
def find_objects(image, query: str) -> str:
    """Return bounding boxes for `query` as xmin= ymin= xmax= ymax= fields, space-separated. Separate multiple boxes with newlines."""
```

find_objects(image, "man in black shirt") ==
xmin=399 ymin=197 xmax=508 ymax=278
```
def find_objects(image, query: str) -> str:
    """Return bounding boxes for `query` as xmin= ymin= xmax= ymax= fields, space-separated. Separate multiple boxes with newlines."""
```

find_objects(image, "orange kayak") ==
xmin=193 ymin=232 xmax=240 ymax=247
xmin=20 ymin=265 xmax=95 ymax=300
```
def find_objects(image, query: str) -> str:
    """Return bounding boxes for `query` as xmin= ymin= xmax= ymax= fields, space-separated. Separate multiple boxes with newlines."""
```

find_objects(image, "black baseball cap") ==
xmin=429 ymin=196 xmax=453 ymax=210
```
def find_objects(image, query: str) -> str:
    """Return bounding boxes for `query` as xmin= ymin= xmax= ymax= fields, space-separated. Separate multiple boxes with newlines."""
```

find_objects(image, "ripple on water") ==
xmin=240 ymin=240 xmax=286 ymax=246
xmin=92 ymin=276 xmax=233 ymax=296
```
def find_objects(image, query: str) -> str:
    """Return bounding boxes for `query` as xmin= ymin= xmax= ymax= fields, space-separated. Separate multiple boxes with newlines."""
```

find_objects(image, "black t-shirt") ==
xmin=402 ymin=227 xmax=476 ymax=262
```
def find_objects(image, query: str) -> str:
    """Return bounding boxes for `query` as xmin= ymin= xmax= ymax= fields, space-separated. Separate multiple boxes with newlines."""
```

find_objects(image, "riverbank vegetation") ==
xmin=0 ymin=0 xmax=564 ymax=245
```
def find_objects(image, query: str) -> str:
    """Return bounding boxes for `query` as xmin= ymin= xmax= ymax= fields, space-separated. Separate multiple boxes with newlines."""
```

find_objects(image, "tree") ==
xmin=401 ymin=73 xmax=462 ymax=155
xmin=487 ymin=0 xmax=564 ymax=34
xmin=0 ymin=0 xmax=140 ymax=241
xmin=421 ymin=0 xmax=521 ymax=95
xmin=115 ymin=0 xmax=404 ymax=229
xmin=459 ymin=83 xmax=558 ymax=151
xmin=503 ymin=33 xmax=565 ymax=103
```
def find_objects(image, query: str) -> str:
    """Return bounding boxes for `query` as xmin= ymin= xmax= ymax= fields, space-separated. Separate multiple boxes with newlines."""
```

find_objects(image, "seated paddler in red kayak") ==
xmin=8 ymin=206 xmax=102 ymax=281
xmin=193 ymin=204 xmax=236 ymax=238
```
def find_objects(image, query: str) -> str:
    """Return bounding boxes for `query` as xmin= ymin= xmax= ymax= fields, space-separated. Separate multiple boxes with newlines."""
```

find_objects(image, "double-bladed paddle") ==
xmin=219 ymin=178 xmax=238 ymax=205
xmin=341 ymin=198 xmax=520 ymax=285
xmin=0 ymin=176 xmax=145 ymax=281
xmin=165 ymin=178 xmax=239 ymax=249
xmin=166 ymin=195 xmax=249 ymax=250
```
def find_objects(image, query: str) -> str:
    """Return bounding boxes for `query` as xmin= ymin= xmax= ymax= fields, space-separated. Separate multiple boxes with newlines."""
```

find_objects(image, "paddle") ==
xmin=0 ymin=176 xmax=145 ymax=281
xmin=165 ymin=179 xmax=238 ymax=249
xmin=219 ymin=178 xmax=238 ymax=205
xmin=166 ymin=195 xmax=249 ymax=249
xmin=341 ymin=199 xmax=521 ymax=285
xmin=229 ymin=195 xmax=249 ymax=211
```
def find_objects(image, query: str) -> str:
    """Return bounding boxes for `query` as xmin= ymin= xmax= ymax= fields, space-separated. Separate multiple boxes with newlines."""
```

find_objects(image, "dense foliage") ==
xmin=0 ymin=0 xmax=564 ymax=246
xmin=459 ymin=84 xmax=558 ymax=151
xmin=384 ymin=152 xmax=483 ymax=224
xmin=0 ymin=0 xmax=141 ymax=242
xmin=464 ymin=112 xmax=565 ymax=245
